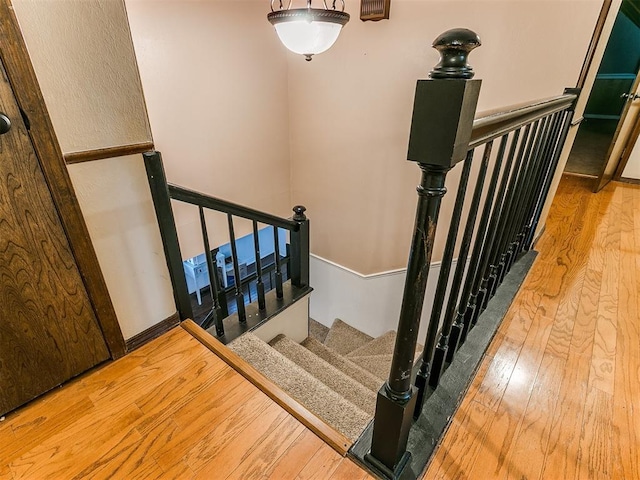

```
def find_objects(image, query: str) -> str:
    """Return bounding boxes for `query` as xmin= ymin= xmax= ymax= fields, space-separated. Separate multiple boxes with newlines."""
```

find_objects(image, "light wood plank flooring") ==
xmin=0 ymin=327 xmax=373 ymax=479
xmin=423 ymin=175 xmax=640 ymax=480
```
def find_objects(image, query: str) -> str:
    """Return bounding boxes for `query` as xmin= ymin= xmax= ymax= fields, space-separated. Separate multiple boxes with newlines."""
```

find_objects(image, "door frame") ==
xmin=594 ymin=70 xmax=640 ymax=190
xmin=0 ymin=1 xmax=126 ymax=358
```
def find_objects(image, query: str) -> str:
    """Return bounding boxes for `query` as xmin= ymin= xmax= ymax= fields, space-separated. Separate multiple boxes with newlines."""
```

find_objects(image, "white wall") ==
xmin=310 ymin=254 xmax=457 ymax=342
xmin=621 ymin=134 xmax=640 ymax=179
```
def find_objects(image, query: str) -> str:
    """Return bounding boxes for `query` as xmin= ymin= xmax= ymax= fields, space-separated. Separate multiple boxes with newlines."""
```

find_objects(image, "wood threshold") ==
xmin=181 ymin=319 xmax=352 ymax=456
xmin=64 ymin=142 xmax=154 ymax=164
xmin=125 ymin=312 xmax=180 ymax=353
xmin=0 ymin=0 xmax=125 ymax=358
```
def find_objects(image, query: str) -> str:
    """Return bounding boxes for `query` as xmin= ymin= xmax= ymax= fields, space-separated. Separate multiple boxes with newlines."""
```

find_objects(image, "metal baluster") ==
xmin=507 ymin=114 xmax=557 ymax=268
xmin=502 ymin=117 xmax=549 ymax=277
xmin=496 ymin=120 xmax=542 ymax=283
xmin=227 ymin=214 xmax=246 ymax=322
xmin=486 ymin=123 xmax=533 ymax=297
xmin=465 ymin=134 xmax=510 ymax=323
xmin=523 ymin=110 xmax=572 ymax=249
xmin=441 ymin=146 xmax=492 ymax=365
xmin=273 ymin=226 xmax=284 ymax=298
xmin=252 ymin=220 xmax=266 ymax=310
xmin=475 ymin=130 xmax=522 ymax=313
xmin=198 ymin=206 xmax=225 ymax=336
xmin=413 ymin=151 xmax=473 ymax=416
xmin=456 ymin=138 xmax=503 ymax=342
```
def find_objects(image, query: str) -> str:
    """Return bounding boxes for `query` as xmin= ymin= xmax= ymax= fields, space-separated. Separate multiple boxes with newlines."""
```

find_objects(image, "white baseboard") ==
xmin=309 ymin=254 xmax=455 ymax=341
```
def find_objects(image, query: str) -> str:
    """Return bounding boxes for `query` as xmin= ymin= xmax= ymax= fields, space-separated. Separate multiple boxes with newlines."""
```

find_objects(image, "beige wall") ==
xmin=13 ymin=0 xmax=175 ymax=340
xmin=289 ymin=0 xmax=603 ymax=274
xmin=12 ymin=0 xmax=151 ymax=153
xmin=67 ymin=155 xmax=176 ymax=339
xmin=126 ymin=0 xmax=292 ymax=259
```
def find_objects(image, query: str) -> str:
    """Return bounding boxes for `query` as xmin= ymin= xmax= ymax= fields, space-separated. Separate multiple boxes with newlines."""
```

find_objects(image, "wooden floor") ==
xmin=0 ymin=327 xmax=373 ymax=479
xmin=423 ymin=175 xmax=640 ymax=480
xmin=1 ymin=175 xmax=638 ymax=480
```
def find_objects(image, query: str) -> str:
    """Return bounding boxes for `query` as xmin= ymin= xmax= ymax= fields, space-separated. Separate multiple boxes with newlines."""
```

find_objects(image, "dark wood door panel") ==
xmin=0 ymin=58 xmax=109 ymax=415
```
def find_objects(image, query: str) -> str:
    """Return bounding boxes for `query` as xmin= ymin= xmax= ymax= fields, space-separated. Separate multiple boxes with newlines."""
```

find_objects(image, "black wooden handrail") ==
xmin=168 ymin=184 xmax=299 ymax=231
xmin=469 ymin=93 xmax=577 ymax=149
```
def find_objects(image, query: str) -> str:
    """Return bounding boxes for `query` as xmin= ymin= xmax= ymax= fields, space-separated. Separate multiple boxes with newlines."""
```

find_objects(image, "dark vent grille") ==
xmin=360 ymin=0 xmax=390 ymax=21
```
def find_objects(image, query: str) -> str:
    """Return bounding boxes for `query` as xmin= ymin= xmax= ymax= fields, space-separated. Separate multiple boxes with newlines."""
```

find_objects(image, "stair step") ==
xmin=323 ymin=319 xmax=374 ymax=355
xmin=301 ymin=337 xmax=385 ymax=392
xmin=228 ymin=332 xmax=371 ymax=441
xmin=349 ymin=354 xmax=394 ymax=381
xmin=346 ymin=330 xmax=396 ymax=358
xmin=269 ymin=335 xmax=376 ymax=415
xmin=309 ymin=318 xmax=329 ymax=343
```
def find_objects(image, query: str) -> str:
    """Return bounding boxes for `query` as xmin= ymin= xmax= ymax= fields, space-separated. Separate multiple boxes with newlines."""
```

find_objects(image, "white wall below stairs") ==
xmin=309 ymin=254 xmax=454 ymax=342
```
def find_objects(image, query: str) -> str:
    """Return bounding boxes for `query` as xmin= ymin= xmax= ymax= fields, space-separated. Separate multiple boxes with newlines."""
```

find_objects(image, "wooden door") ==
xmin=0 ymin=57 xmax=110 ymax=416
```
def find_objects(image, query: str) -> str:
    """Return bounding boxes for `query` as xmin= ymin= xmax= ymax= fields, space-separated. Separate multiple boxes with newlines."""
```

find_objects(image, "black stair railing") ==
xmin=367 ymin=28 xmax=579 ymax=478
xmin=144 ymin=151 xmax=309 ymax=341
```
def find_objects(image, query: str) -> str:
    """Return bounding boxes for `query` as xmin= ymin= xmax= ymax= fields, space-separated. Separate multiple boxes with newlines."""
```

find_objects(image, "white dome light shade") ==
xmin=268 ymin=9 xmax=349 ymax=61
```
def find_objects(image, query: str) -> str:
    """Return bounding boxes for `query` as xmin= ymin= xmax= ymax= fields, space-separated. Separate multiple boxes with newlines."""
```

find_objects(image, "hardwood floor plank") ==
xmin=423 ymin=399 xmax=493 ymax=479
xmin=577 ymin=387 xmax=613 ymax=479
xmin=329 ymin=458 xmax=369 ymax=480
xmin=190 ymin=405 xmax=290 ymax=479
xmin=295 ymin=444 xmax=342 ymax=480
xmin=588 ymin=187 xmax=620 ymax=395
xmin=154 ymin=382 xmax=270 ymax=472
xmin=0 ymin=463 xmax=13 ymax=480
xmin=265 ymin=430 xmax=324 ymax=480
xmin=506 ymin=354 xmax=565 ymax=479
xmin=540 ymin=266 xmax=602 ymax=480
xmin=9 ymin=403 xmax=143 ymax=480
xmin=157 ymin=459 xmax=196 ymax=480
xmin=227 ymin=416 xmax=306 ymax=479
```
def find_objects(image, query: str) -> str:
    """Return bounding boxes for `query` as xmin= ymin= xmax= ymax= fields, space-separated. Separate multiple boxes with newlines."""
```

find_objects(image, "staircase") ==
xmin=228 ymin=319 xmax=422 ymax=443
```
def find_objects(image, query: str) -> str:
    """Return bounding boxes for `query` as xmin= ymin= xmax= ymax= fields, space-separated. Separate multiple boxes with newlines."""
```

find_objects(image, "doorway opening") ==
xmin=565 ymin=2 xmax=640 ymax=179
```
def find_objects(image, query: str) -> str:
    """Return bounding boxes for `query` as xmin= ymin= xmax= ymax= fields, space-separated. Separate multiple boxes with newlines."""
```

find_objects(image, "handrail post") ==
xmin=290 ymin=205 xmax=310 ymax=287
xmin=143 ymin=151 xmax=194 ymax=321
xmin=365 ymin=28 xmax=482 ymax=479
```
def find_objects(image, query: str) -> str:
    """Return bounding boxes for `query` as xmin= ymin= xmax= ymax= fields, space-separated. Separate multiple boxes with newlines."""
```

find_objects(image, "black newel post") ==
xmin=365 ymin=29 xmax=481 ymax=479
xmin=290 ymin=205 xmax=310 ymax=288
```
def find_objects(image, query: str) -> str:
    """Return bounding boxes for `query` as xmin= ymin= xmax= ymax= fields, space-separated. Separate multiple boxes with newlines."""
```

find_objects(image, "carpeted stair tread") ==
xmin=269 ymin=335 xmax=376 ymax=415
xmin=309 ymin=318 xmax=329 ymax=343
xmin=228 ymin=333 xmax=371 ymax=441
xmin=346 ymin=330 xmax=397 ymax=358
xmin=323 ymin=319 xmax=374 ymax=355
xmin=301 ymin=337 xmax=384 ymax=392
xmin=349 ymin=354 xmax=394 ymax=381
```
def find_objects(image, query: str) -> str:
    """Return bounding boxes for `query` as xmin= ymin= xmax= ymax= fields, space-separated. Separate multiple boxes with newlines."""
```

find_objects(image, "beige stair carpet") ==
xmin=349 ymin=354 xmax=395 ymax=381
xmin=269 ymin=335 xmax=376 ymax=415
xmin=301 ymin=337 xmax=384 ymax=392
xmin=323 ymin=319 xmax=373 ymax=355
xmin=346 ymin=330 xmax=397 ymax=358
xmin=228 ymin=332 xmax=371 ymax=441
xmin=309 ymin=318 xmax=329 ymax=343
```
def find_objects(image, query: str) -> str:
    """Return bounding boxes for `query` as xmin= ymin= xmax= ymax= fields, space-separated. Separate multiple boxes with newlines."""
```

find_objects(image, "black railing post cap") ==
xmin=293 ymin=205 xmax=307 ymax=221
xmin=430 ymin=28 xmax=481 ymax=80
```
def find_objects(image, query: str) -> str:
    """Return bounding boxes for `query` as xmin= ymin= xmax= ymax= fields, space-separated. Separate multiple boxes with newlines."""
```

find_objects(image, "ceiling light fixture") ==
xmin=268 ymin=0 xmax=350 ymax=61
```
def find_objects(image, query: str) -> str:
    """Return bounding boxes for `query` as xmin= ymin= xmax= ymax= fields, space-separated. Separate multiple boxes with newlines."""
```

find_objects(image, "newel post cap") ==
xmin=292 ymin=205 xmax=307 ymax=222
xmin=430 ymin=28 xmax=481 ymax=79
